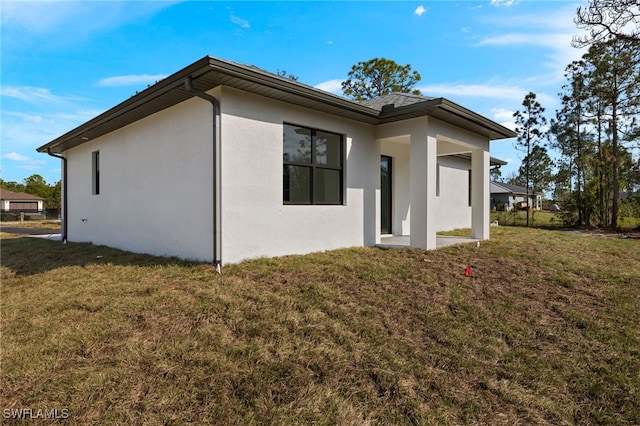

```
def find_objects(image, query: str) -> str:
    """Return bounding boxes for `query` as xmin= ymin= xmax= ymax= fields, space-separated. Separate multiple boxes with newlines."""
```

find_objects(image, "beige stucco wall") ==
xmin=64 ymin=86 xmax=380 ymax=264
xmin=65 ymin=93 xmax=216 ymax=261
xmin=62 ymin=85 xmax=493 ymax=263
xmin=435 ymin=155 xmax=472 ymax=231
xmin=220 ymin=87 xmax=378 ymax=264
xmin=378 ymin=117 xmax=490 ymax=237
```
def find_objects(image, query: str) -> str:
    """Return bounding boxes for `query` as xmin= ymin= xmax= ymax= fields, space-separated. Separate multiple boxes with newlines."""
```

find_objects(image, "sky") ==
xmin=1 ymin=0 xmax=590 ymax=185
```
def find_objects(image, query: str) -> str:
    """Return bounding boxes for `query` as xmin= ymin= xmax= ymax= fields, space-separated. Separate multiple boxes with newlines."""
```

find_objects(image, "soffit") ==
xmin=378 ymin=98 xmax=515 ymax=140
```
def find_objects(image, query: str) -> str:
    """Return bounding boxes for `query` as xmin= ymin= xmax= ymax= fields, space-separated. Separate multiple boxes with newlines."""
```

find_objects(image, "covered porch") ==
xmin=375 ymin=115 xmax=491 ymax=251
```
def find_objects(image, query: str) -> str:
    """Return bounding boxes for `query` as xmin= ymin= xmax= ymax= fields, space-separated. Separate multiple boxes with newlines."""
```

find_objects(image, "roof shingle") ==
xmin=0 ymin=189 xmax=44 ymax=201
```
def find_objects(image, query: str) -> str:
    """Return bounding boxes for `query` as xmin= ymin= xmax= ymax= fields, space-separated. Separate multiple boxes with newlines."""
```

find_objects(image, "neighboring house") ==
xmin=0 ymin=189 xmax=44 ymax=213
xmin=491 ymin=181 xmax=542 ymax=211
xmin=37 ymin=56 xmax=515 ymax=266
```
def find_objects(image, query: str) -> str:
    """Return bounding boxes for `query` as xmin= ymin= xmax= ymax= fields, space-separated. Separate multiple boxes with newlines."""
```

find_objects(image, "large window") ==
xmin=283 ymin=123 xmax=343 ymax=205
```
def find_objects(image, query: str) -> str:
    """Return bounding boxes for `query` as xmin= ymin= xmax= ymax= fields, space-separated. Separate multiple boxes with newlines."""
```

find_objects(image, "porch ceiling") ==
xmin=379 ymin=136 xmax=477 ymax=156
xmin=437 ymin=139 xmax=471 ymax=156
xmin=378 ymin=98 xmax=515 ymax=140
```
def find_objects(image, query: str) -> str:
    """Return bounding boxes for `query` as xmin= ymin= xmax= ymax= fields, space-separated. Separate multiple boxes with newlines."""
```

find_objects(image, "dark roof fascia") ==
xmin=378 ymin=97 xmax=516 ymax=140
xmin=491 ymin=181 xmax=537 ymax=195
xmin=491 ymin=157 xmax=508 ymax=166
xmin=377 ymin=97 xmax=443 ymax=122
xmin=205 ymin=57 xmax=381 ymax=122
xmin=37 ymin=56 xmax=380 ymax=154
xmin=450 ymin=153 xmax=508 ymax=166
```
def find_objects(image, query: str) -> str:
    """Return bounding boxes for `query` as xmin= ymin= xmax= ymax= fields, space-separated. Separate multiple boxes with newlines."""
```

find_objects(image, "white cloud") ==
xmin=461 ymin=27 xmax=471 ymax=33
xmin=0 ymin=86 xmax=83 ymax=104
xmin=230 ymin=14 xmax=250 ymax=29
xmin=418 ymin=82 xmax=556 ymax=118
xmin=1 ymin=107 xmax=100 ymax=182
xmin=2 ymin=1 xmax=85 ymax=33
xmin=419 ymin=83 xmax=528 ymax=101
xmin=415 ymin=5 xmax=427 ymax=16
xmin=477 ymin=33 xmax=573 ymax=50
xmin=474 ymin=6 xmax=588 ymax=84
xmin=477 ymin=33 xmax=584 ymax=83
xmin=1 ymin=152 xmax=46 ymax=171
xmin=314 ymin=79 xmax=344 ymax=95
xmin=1 ymin=110 xmax=100 ymax=149
xmin=1 ymin=1 xmax=178 ymax=36
xmin=491 ymin=107 xmax=515 ymax=122
xmin=97 ymin=74 xmax=168 ymax=87
xmin=476 ymin=33 xmax=528 ymax=46
xmin=491 ymin=108 xmax=516 ymax=130
xmin=2 ymin=152 xmax=31 ymax=162
xmin=491 ymin=0 xmax=517 ymax=7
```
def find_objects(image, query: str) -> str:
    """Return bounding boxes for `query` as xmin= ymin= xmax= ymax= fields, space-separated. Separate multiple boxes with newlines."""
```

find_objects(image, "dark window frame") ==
xmin=283 ymin=123 xmax=344 ymax=205
xmin=92 ymin=150 xmax=100 ymax=195
xmin=468 ymin=169 xmax=472 ymax=207
xmin=436 ymin=162 xmax=440 ymax=197
xmin=380 ymin=155 xmax=392 ymax=234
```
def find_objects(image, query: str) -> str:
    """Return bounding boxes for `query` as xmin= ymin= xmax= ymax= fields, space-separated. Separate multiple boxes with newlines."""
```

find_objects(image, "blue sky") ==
xmin=1 ymin=0 xmax=589 ymax=185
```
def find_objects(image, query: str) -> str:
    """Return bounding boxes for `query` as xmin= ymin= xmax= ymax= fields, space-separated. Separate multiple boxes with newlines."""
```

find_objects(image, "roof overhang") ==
xmin=378 ymin=98 xmax=516 ymax=140
xmin=451 ymin=154 xmax=508 ymax=167
xmin=37 ymin=56 xmax=515 ymax=154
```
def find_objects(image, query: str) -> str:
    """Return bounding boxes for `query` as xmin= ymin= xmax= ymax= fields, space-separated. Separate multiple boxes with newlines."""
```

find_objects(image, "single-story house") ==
xmin=37 ymin=56 xmax=515 ymax=267
xmin=491 ymin=181 xmax=542 ymax=211
xmin=0 ymin=189 xmax=44 ymax=213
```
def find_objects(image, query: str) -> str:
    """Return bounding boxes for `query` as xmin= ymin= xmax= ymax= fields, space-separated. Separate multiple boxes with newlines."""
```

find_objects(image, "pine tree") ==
xmin=513 ymin=92 xmax=548 ymax=226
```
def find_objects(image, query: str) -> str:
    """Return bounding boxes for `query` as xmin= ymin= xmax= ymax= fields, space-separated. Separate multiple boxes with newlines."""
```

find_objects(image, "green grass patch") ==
xmin=2 ymin=227 xmax=639 ymax=424
xmin=491 ymin=210 xmax=564 ymax=228
xmin=490 ymin=210 xmax=640 ymax=230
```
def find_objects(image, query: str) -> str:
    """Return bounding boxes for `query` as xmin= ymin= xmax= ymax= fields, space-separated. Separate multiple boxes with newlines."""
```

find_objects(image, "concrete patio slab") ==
xmin=378 ymin=235 xmax=480 ymax=249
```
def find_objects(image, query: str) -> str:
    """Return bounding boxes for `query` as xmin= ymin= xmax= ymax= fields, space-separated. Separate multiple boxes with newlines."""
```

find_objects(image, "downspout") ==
xmin=184 ymin=77 xmax=222 ymax=273
xmin=46 ymin=149 xmax=68 ymax=243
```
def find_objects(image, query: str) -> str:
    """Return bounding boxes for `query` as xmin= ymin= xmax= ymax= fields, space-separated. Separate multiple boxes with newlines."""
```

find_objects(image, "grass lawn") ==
xmin=491 ymin=210 xmax=640 ymax=229
xmin=0 ymin=220 xmax=62 ymax=231
xmin=2 ymin=227 xmax=639 ymax=424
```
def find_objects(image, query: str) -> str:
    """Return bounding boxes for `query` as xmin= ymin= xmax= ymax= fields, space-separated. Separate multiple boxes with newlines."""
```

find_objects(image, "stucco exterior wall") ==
xmin=219 ymin=87 xmax=378 ymax=264
xmin=378 ymin=117 xmax=489 ymax=236
xmin=65 ymin=94 xmax=216 ymax=261
xmin=435 ymin=156 xmax=472 ymax=231
xmin=64 ymin=86 xmax=379 ymax=264
xmin=61 ymin=83 xmax=495 ymax=264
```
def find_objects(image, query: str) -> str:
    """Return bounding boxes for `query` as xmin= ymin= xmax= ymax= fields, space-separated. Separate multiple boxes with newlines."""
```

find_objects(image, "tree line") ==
xmin=331 ymin=1 xmax=640 ymax=228
xmin=503 ymin=1 xmax=640 ymax=228
xmin=0 ymin=175 xmax=62 ymax=210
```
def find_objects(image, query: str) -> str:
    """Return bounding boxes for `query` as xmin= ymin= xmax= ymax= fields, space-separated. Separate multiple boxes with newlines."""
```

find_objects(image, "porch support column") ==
xmin=471 ymin=148 xmax=490 ymax=240
xmin=409 ymin=121 xmax=437 ymax=250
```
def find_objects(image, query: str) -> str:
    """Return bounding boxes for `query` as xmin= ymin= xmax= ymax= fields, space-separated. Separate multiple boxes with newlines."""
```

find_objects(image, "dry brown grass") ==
xmin=0 ymin=220 xmax=61 ymax=231
xmin=1 ymin=227 xmax=639 ymax=424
